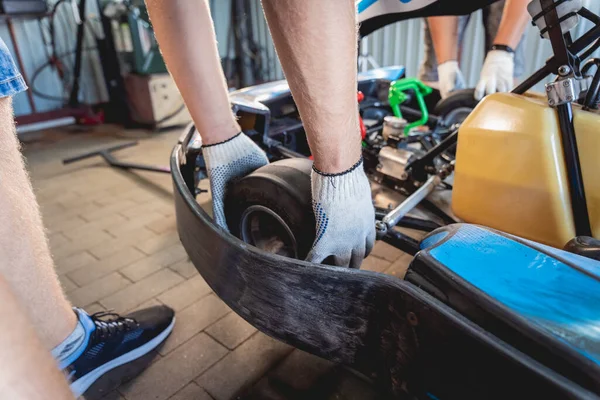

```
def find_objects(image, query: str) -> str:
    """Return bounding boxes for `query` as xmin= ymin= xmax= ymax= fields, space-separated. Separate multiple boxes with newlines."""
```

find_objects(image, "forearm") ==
xmin=493 ymin=0 xmax=531 ymax=48
xmin=427 ymin=16 xmax=459 ymax=64
xmin=261 ymin=0 xmax=361 ymax=173
xmin=145 ymin=0 xmax=239 ymax=144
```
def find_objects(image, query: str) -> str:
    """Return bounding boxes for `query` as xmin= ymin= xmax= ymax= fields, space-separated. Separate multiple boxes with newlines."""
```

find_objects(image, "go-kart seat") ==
xmin=406 ymin=224 xmax=600 ymax=393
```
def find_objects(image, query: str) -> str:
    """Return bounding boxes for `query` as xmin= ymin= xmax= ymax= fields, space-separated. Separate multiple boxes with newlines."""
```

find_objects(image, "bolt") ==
xmin=563 ymin=80 xmax=571 ymax=87
xmin=546 ymin=86 xmax=552 ymax=92
xmin=549 ymin=99 xmax=555 ymax=106
xmin=567 ymin=95 xmax=574 ymax=101
xmin=375 ymin=221 xmax=388 ymax=233
xmin=558 ymin=65 xmax=571 ymax=76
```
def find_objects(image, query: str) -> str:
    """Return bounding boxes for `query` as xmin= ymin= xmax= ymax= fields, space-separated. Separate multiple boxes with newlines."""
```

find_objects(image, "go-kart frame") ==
xmin=171 ymin=1 xmax=600 ymax=398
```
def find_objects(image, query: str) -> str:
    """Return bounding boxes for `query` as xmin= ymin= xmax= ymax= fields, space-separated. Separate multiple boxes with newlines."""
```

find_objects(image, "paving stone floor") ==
xmin=22 ymin=124 xmax=422 ymax=400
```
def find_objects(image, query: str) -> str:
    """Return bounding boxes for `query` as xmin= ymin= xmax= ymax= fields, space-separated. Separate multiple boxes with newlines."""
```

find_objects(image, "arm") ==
xmin=145 ymin=0 xmax=240 ymax=144
xmin=427 ymin=16 xmax=460 ymax=64
xmin=475 ymin=0 xmax=531 ymax=99
xmin=426 ymin=16 xmax=466 ymax=98
xmin=261 ymin=0 xmax=375 ymax=268
xmin=146 ymin=0 xmax=268 ymax=230
xmin=493 ymin=0 xmax=532 ymax=49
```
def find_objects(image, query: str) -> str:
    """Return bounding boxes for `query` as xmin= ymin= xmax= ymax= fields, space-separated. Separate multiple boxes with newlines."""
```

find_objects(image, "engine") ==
xmin=372 ymin=116 xmax=426 ymax=191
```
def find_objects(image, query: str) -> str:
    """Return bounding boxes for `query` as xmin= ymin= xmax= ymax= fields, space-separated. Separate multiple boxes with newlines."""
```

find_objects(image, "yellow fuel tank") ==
xmin=452 ymin=92 xmax=599 ymax=248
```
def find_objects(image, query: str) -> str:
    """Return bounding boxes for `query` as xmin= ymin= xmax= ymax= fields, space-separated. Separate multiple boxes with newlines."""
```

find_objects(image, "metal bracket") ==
xmin=546 ymin=75 xmax=591 ymax=106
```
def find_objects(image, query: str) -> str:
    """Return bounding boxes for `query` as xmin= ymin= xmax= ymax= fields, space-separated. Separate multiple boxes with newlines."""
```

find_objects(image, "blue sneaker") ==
xmin=62 ymin=306 xmax=175 ymax=397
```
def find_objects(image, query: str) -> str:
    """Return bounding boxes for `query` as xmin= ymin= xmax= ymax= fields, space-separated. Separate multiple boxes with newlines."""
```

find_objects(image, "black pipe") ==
xmin=103 ymin=153 xmax=170 ymax=173
xmin=556 ymin=103 xmax=592 ymax=237
xmin=381 ymin=229 xmax=420 ymax=256
xmin=404 ymin=129 xmax=458 ymax=181
xmin=94 ymin=0 xmax=132 ymax=124
xmin=514 ymin=21 xmax=600 ymax=94
xmin=578 ymin=7 xmax=600 ymax=25
xmin=421 ymin=199 xmax=458 ymax=226
xmin=63 ymin=142 xmax=139 ymax=164
xmin=399 ymin=105 xmax=440 ymax=126
xmin=513 ymin=65 xmax=552 ymax=94
xmin=63 ymin=141 xmax=171 ymax=174
xmin=68 ymin=0 xmax=86 ymax=107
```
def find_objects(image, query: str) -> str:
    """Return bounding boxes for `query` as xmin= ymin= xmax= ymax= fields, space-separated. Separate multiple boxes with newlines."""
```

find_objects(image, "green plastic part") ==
xmin=388 ymin=78 xmax=433 ymax=135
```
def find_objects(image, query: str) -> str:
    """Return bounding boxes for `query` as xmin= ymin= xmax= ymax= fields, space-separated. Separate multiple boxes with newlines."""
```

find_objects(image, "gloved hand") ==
xmin=437 ymin=60 xmax=466 ymax=99
xmin=475 ymin=49 xmax=514 ymax=100
xmin=306 ymin=158 xmax=376 ymax=269
xmin=202 ymin=132 xmax=269 ymax=230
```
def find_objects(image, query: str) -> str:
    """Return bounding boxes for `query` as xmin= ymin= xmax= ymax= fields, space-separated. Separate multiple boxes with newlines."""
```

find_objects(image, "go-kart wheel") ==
xmin=433 ymin=88 xmax=479 ymax=128
xmin=225 ymin=158 xmax=315 ymax=260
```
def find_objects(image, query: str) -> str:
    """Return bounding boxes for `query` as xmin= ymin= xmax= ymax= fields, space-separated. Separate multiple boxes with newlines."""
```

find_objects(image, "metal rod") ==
xmin=381 ymin=174 xmax=441 ymax=230
xmin=103 ymin=153 xmax=170 ymax=173
xmin=63 ymin=141 xmax=139 ymax=164
xmin=375 ymin=209 xmax=441 ymax=232
xmin=556 ymin=103 xmax=592 ymax=236
xmin=62 ymin=141 xmax=170 ymax=173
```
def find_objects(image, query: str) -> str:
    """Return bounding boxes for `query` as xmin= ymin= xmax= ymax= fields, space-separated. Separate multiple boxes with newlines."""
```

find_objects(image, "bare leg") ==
xmin=261 ymin=0 xmax=362 ymax=173
xmin=0 ymin=97 xmax=76 ymax=350
xmin=0 ymin=276 xmax=74 ymax=399
xmin=145 ymin=0 xmax=240 ymax=145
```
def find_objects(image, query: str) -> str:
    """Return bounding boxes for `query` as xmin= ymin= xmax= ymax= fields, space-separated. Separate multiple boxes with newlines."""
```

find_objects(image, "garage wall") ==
xmin=2 ymin=0 xmax=600 ymax=117
xmin=0 ymin=0 xmax=233 ymax=117
xmin=249 ymin=0 xmax=600 ymax=93
xmin=0 ymin=0 xmax=107 ymax=116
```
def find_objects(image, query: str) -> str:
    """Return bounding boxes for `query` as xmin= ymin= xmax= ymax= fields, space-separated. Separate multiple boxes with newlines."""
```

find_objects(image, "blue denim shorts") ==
xmin=0 ymin=37 xmax=27 ymax=98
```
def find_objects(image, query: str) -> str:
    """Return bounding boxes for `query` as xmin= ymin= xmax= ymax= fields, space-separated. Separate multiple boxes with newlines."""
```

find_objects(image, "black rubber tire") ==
xmin=225 ymin=158 xmax=315 ymax=259
xmin=433 ymin=88 xmax=479 ymax=117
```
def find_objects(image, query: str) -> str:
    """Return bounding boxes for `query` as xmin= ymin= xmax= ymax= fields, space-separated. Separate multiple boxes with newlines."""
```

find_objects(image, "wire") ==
xmin=30 ymin=48 xmax=97 ymax=103
xmin=32 ymin=0 xmax=102 ymax=105
xmin=582 ymin=59 xmax=600 ymax=109
xmin=582 ymin=58 xmax=600 ymax=75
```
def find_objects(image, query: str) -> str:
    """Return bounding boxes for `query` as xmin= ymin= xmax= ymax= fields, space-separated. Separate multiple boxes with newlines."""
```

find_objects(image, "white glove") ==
xmin=306 ymin=159 xmax=376 ymax=269
xmin=437 ymin=60 xmax=466 ymax=99
xmin=475 ymin=50 xmax=514 ymax=100
xmin=202 ymin=132 xmax=269 ymax=230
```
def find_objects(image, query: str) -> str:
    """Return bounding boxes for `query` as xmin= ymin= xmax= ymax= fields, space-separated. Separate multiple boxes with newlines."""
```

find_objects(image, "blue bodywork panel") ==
xmin=357 ymin=66 xmax=406 ymax=82
xmin=420 ymin=225 xmax=600 ymax=366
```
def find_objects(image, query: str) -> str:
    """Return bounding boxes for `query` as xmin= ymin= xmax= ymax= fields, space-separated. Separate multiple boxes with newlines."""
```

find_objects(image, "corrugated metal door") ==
xmin=248 ymin=0 xmax=600 ymax=93
xmin=2 ymin=0 xmax=600 ymax=116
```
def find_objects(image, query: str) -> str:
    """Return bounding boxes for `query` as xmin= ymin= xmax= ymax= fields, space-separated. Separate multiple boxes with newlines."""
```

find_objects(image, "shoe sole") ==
xmin=71 ymin=317 xmax=176 ymax=398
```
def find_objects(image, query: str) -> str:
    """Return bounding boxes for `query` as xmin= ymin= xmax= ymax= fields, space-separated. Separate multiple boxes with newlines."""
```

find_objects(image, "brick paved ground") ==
xmin=22 ymin=124 xmax=423 ymax=400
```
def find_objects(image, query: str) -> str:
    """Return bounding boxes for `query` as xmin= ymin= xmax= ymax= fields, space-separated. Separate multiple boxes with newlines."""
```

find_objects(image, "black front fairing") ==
xmin=358 ymin=0 xmax=501 ymax=36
